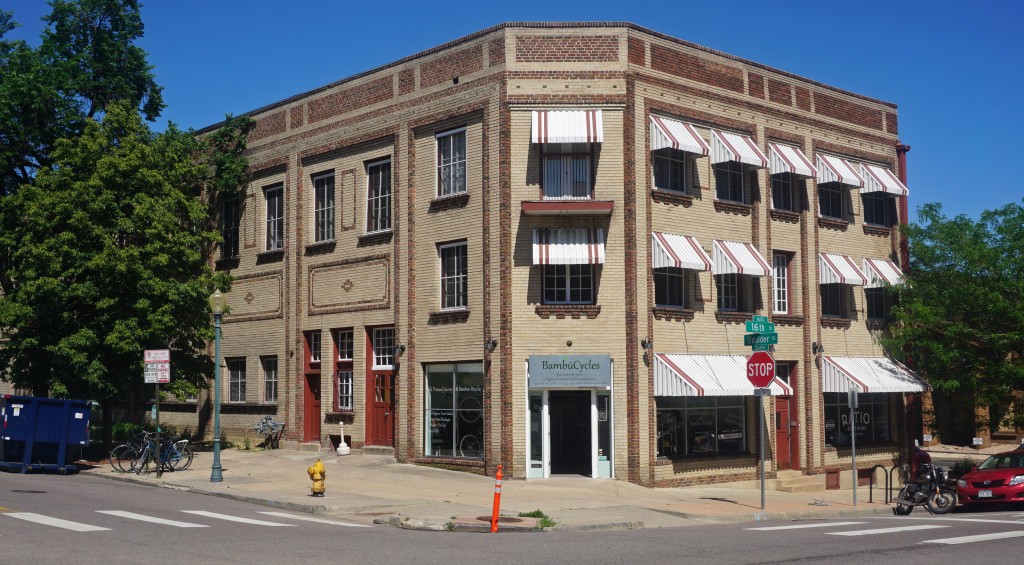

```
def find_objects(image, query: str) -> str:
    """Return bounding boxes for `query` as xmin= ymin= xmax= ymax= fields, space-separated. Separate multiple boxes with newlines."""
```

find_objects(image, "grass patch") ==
xmin=518 ymin=509 xmax=557 ymax=529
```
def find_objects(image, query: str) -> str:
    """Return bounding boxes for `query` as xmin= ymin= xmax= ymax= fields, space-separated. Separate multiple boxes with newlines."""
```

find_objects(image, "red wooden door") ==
xmin=304 ymin=373 xmax=321 ymax=443
xmin=367 ymin=370 xmax=394 ymax=446
xmin=775 ymin=396 xmax=791 ymax=470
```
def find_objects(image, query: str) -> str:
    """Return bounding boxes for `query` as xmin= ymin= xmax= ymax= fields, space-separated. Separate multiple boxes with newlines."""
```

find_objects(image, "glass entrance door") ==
xmin=549 ymin=390 xmax=592 ymax=475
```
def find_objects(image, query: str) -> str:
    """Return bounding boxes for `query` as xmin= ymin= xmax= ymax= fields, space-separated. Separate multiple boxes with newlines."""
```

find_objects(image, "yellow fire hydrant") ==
xmin=307 ymin=458 xmax=326 ymax=497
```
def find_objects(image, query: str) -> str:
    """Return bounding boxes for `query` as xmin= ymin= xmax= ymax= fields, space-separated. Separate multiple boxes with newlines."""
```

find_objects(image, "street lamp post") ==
xmin=209 ymin=289 xmax=227 ymax=483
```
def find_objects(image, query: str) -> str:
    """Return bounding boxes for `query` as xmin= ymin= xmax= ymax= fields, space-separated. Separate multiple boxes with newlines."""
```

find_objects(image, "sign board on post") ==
xmin=744 ymin=333 xmax=778 ymax=347
xmin=745 ymin=321 xmax=775 ymax=333
xmin=746 ymin=351 xmax=775 ymax=388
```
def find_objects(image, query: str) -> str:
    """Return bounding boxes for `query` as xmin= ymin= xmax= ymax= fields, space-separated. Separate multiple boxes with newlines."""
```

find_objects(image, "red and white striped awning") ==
xmin=713 ymin=240 xmax=772 ymax=276
xmin=711 ymin=130 xmax=768 ymax=168
xmin=816 ymin=154 xmax=864 ymax=187
xmin=822 ymin=356 xmax=928 ymax=393
xmin=655 ymin=354 xmax=793 ymax=396
xmin=531 ymin=110 xmax=603 ymax=144
xmin=532 ymin=228 xmax=605 ymax=265
xmin=651 ymin=233 xmax=712 ymax=271
xmin=650 ymin=116 xmax=710 ymax=155
xmin=862 ymin=258 xmax=905 ymax=288
xmin=860 ymin=164 xmax=909 ymax=196
xmin=768 ymin=142 xmax=817 ymax=178
xmin=819 ymin=253 xmax=867 ymax=285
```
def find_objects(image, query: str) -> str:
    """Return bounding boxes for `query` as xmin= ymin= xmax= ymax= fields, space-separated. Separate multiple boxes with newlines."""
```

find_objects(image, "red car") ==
xmin=956 ymin=450 xmax=1024 ymax=504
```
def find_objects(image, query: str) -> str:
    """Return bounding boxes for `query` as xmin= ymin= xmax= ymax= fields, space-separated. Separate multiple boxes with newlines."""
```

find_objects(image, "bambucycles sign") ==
xmin=528 ymin=355 xmax=612 ymax=388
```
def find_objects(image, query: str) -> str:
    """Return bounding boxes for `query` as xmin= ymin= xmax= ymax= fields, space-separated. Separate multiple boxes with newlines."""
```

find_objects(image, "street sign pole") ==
xmin=849 ymin=387 xmax=859 ymax=507
xmin=759 ymin=388 xmax=765 ymax=510
xmin=155 ymin=381 xmax=161 ymax=478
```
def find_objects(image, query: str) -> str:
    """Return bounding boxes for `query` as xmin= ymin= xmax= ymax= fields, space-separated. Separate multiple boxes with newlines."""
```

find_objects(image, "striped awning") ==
xmin=816 ymin=154 xmax=864 ymax=187
xmin=863 ymin=258 xmax=905 ymax=288
xmin=713 ymin=240 xmax=772 ymax=276
xmin=532 ymin=228 xmax=605 ymax=265
xmin=652 ymin=233 xmax=712 ymax=271
xmin=654 ymin=354 xmax=793 ymax=396
xmin=860 ymin=164 xmax=909 ymax=196
xmin=768 ymin=142 xmax=817 ymax=178
xmin=819 ymin=253 xmax=867 ymax=285
xmin=711 ymin=130 xmax=768 ymax=168
xmin=531 ymin=110 xmax=603 ymax=144
xmin=822 ymin=356 xmax=928 ymax=393
xmin=650 ymin=116 xmax=710 ymax=155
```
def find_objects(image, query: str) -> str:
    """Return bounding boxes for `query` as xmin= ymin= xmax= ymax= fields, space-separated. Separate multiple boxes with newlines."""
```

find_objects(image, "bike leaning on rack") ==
xmin=109 ymin=431 xmax=193 ymax=474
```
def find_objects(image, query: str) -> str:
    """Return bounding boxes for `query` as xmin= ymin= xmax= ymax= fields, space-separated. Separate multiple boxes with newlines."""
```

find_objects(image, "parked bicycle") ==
xmin=254 ymin=415 xmax=286 ymax=449
xmin=109 ymin=431 xmax=192 ymax=474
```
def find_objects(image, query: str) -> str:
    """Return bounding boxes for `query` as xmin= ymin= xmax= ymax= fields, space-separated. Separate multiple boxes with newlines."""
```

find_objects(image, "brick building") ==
xmin=165 ymin=22 xmax=928 ymax=487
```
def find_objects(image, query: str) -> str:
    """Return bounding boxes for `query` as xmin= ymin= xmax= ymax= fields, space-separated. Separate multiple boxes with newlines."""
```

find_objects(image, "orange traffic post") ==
xmin=490 ymin=464 xmax=503 ymax=532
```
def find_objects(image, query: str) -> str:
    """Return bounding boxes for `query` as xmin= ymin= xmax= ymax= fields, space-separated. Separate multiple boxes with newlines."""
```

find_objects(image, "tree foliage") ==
xmin=885 ymin=202 xmax=1024 ymax=427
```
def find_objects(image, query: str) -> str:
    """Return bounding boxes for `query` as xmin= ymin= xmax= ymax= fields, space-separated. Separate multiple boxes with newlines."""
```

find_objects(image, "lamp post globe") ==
xmin=209 ymin=289 xmax=227 ymax=483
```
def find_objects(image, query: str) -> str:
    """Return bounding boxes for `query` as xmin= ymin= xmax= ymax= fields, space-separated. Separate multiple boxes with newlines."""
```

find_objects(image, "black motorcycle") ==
xmin=893 ymin=462 xmax=956 ymax=515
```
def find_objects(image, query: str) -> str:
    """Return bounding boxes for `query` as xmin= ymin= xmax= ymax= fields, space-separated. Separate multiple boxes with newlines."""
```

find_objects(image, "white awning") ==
xmin=768 ymin=142 xmax=817 ymax=178
xmin=822 ymin=356 xmax=928 ymax=393
xmin=532 ymin=228 xmax=605 ymax=265
xmin=650 ymin=116 xmax=710 ymax=155
xmin=713 ymin=240 xmax=772 ymax=276
xmin=531 ymin=110 xmax=603 ymax=144
xmin=863 ymin=258 xmax=905 ymax=288
xmin=816 ymin=154 xmax=864 ymax=187
xmin=651 ymin=233 xmax=712 ymax=271
xmin=711 ymin=130 xmax=768 ymax=168
xmin=819 ymin=253 xmax=867 ymax=285
xmin=860 ymin=164 xmax=909 ymax=196
xmin=654 ymin=354 xmax=793 ymax=396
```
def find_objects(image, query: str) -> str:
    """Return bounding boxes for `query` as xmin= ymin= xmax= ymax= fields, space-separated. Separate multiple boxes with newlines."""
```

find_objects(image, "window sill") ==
xmin=256 ymin=248 xmax=285 ymax=264
xmin=358 ymin=230 xmax=393 ymax=247
xmin=653 ymin=307 xmax=695 ymax=322
xmin=715 ymin=311 xmax=755 ymax=324
xmin=862 ymin=224 xmax=893 ymax=237
xmin=651 ymin=190 xmax=694 ymax=207
xmin=536 ymin=304 xmax=601 ymax=319
xmin=325 ymin=412 xmax=355 ymax=424
xmin=305 ymin=240 xmax=336 ymax=255
xmin=821 ymin=317 xmax=852 ymax=329
xmin=770 ymin=209 xmax=801 ymax=224
xmin=654 ymin=452 xmax=750 ymax=463
xmin=818 ymin=217 xmax=849 ymax=231
xmin=428 ymin=309 xmax=470 ymax=325
xmin=218 ymin=403 xmax=278 ymax=415
xmin=429 ymin=192 xmax=469 ymax=212
xmin=410 ymin=456 xmax=486 ymax=472
xmin=520 ymin=200 xmax=614 ymax=216
xmin=713 ymin=200 xmax=752 ymax=216
xmin=771 ymin=314 xmax=804 ymax=327
xmin=215 ymin=256 xmax=240 ymax=270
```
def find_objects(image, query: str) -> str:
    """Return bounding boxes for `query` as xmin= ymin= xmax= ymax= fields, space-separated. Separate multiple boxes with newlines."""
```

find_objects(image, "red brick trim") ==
xmin=653 ymin=307 xmax=695 ymax=322
xmin=771 ymin=314 xmax=805 ymax=327
xmin=428 ymin=193 xmax=470 ymax=212
xmin=515 ymin=35 xmax=619 ymax=63
xmin=821 ymin=317 xmax=852 ymax=329
xmin=818 ymin=217 xmax=849 ymax=231
xmin=427 ymin=310 xmax=471 ymax=325
xmin=714 ymin=200 xmax=753 ymax=216
xmin=651 ymin=190 xmax=694 ymax=207
xmin=770 ymin=209 xmax=801 ymax=224
xmin=716 ymin=311 xmax=756 ymax=324
xmin=535 ymin=305 xmax=602 ymax=319
xmin=863 ymin=224 xmax=892 ymax=237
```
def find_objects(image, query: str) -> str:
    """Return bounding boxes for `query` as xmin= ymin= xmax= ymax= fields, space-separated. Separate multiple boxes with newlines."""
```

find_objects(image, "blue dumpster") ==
xmin=0 ymin=395 xmax=92 ymax=474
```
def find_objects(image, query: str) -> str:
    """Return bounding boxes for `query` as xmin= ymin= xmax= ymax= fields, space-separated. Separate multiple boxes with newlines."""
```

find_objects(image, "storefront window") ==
xmin=425 ymin=363 xmax=483 ymax=458
xmin=824 ymin=392 xmax=891 ymax=447
xmin=656 ymin=396 xmax=745 ymax=457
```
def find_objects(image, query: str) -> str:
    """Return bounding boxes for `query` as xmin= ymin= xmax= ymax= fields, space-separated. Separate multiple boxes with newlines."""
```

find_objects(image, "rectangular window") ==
xmin=366 ymin=160 xmax=392 ymax=233
xmin=335 ymin=369 xmax=353 ymax=411
xmin=543 ymin=264 xmax=594 ymax=304
xmin=771 ymin=173 xmax=799 ymax=212
xmin=824 ymin=392 xmax=890 ymax=447
xmin=220 ymin=197 xmax=240 ymax=259
xmin=227 ymin=358 xmax=246 ymax=403
xmin=372 ymin=327 xmax=395 ymax=368
xmin=313 ymin=173 xmax=335 ymax=242
xmin=656 ymin=396 xmax=745 ymax=458
xmin=262 ymin=356 xmax=278 ymax=403
xmin=265 ymin=184 xmax=284 ymax=251
xmin=652 ymin=149 xmax=695 ymax=194
xmin=775 ymin=362 xmax=792 ymax=386
xmin=863 ymin=192 xmax=897 ymax=226
xmin=333 ymin=328 xmax=354 ymax=411
xmin=773 ymin=253 xmax=790 ymax=314
xmin=440 ymin=242 xmax=468 ymax=310
xmin=654 ymin=267 xmax=686 ymax=308
xmin=716 ymin=273 xmax=738 ymax=311
xmin=308 ymin=331 xmax=321 ymax=363
xmin=542 ymin=143 xmax=591 ymax=199
xmin=819 ymin=182 xmax=845 ymax=219
xmin=425 ymin=363 xmax=484 ymax=458
xmin=437 ymin=129 xmax=467 ymax=197
xmin=714 ymin=161 xmax=745 ymax=203
xmin=335 ymin=329 xmax=353 ymax=361
xmin=865 ymin=287 xmax=893 ymax=320
xmin=821 ymin=283 xmax=849 ymax=318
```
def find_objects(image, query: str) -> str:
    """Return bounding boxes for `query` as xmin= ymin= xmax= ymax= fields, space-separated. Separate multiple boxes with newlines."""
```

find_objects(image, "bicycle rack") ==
xmin=887 ymin=465 xmax=908 ymax=503
xmin=868 ymin=464 xmax=889 ymax=503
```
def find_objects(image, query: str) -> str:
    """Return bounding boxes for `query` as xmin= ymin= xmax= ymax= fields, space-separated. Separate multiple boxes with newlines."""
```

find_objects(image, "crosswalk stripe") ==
xmin=881 ymin=516 xmax=1024 ymax=525
xmin=922 ymin=531 xmax=1024 ymax=545
xmin=258 ymin=511 xmax=371 ymax=528
xmin=181 ymin=510 xmax=295 ymax=526
xmin=4 ymin=512 xmax=110 ymax=532
xmin=828 ymin=525 xmax=947 ymax=536
xmin=96 ymin=510 xmax=208 ymax=528
xmin=746 ymin=521 xmax=867 ymax=531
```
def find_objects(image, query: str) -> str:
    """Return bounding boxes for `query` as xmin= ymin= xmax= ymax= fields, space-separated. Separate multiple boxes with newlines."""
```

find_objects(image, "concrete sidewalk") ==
xmin=81 ymin=448 xmax=898 ymax=532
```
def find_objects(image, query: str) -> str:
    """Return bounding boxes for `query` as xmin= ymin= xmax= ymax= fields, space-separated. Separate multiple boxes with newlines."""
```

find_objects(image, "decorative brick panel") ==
xmin=289 ymin=107 xmax=304 ymax=130
xmin=515 ymin=35 xmax=619 ymax=63
xmin=488 ymin=37 xmax=505 ymax=67
xmin=814 ymin=91 xmax=884 ymax=130
xmin=627 ymin=36 xmax=646 ymax=66
xmin=767 ymin=78 xmax=792 ymax=106
xmin=420 ymin=44 xmax=483 ymax=88
xmin=714 ymin=200 xmax=753 ymax=216
xmin=795 ymin=86 xmax=811 ymax=111
xmin=249 ymin=111 xmax=287 ymax=142
xmin=650 ymin=44 xmax=744 ymax=93
xmin=818 ymin=217 xmax=850 ymax=232
xmin=748 ymin=72 xmax=765 ymax=99
xmin=651 ymin=190 xmax=694 ymax=207
xmin=885 ymin=112 xmax=898 ymax=134
xmin=534 ymin=305 xmax=601 ymax=319
xmin=308 ymin=76 xmax=394 ymax=123
xmin=399 ymin=68 xmax=415 ymax=96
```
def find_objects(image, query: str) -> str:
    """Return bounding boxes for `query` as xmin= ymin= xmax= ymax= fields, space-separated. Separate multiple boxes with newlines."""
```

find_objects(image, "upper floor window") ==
xmin=773 ymin=253 xmax=791 ymax=314
xmin=863 ymin=192 xmax=897 ymax=227
xmin=307 ymin=330 xmax=321 ymax=364
xmin=334 ymin=328 xmax=354 ymax=412
xmin=714 ymin=160 xmax=745 ymax=203
xmin=771 ymin=173 xmax=800 ymax=213
xmin=543 ymin=264 xmax=594 ymax=304
xmin=543 ymin=143 xmax=591 ymax=200
xmin=220 ymin=197 xmax=240 ymax=259
xmin=715 ymin=273 xmax=738 ymax=311
xmin=335 ymin=329 xmax=354 ymax=361
xmin=819 ymin=182 xmax=846 ymax=219
xmin=372 ymin=327 xmax=396 ymax=369
xmin=865 ymin=287 xmax=894 ymax=320
xmin=439 ymin=242 xmax=468 ymax=310
xmin=652 ymin=149 xmax=697 ymax=194
xmin=265 ymin=184 xmax=284 ymax=251
xmin=821 ymin=283 xmax=851 ymax=318
xmin=313 ymin=173 xmax=335 ymax=242
xmin=437 ymin=128 xmax=467 ymax=197
xmin=367 ymin=160 xmax=392 ymax=233
xmin=654 ymin=267 xmax=686 ymax=308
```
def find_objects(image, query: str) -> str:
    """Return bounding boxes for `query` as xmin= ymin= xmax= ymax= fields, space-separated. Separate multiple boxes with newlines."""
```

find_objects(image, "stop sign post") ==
xmin=746 ymin=351 xmax=775 ymax=388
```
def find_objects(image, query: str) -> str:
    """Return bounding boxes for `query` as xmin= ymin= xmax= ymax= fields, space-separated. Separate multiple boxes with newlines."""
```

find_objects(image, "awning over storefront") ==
xmin=816 ymin=154 xmax=864 ymax=187
xmin=860 ymin=164 xmax=909 ymax=196
xmin=711 ymin=130 xmax=769 ymax=168
xmin=531 ymin=110 xmax=603 ymax=144
xmin=822 ymin=356 xmax=928 ymax=393
xmin=768 ymin=142 xmax=817 ymax=178
xmin=654 ymin=354 xmax=793 ymax=396
xmin=862 ymin=258 xmax=905 ymax=288
xmin=650 ymin=116 xmax=710 ymax=155
xmin=819 ymin=253 xmax=867 ymax=285
xmin=651 ymin=232 xmax=712 ymax=271
xmin=713 ymin=240 xmax=772 ymax=276
xmin=532 ymin=228 xmax=605 ymax=265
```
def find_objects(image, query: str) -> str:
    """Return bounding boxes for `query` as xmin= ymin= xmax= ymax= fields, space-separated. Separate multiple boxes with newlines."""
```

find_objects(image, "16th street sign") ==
xmin=746 ymin=351 xmax=775 ymax=388
xmin=745 ymin=321 xmax=775 ymax=333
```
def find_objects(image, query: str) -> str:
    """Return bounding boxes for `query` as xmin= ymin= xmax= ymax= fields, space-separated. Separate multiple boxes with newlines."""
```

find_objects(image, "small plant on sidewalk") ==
xmin=518 ymin=509 xmax=556 ymax=529
xmin=949 ymin=457 xmax=977 ymax=479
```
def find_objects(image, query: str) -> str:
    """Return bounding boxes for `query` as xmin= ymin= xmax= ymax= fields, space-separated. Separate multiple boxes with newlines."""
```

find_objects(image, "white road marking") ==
xmin=181 ymin=510 xmax=295 ymax=526
xmin=882 ymin=516 xmax=1024 ymax=525
xmin=96 ymin=510 xmax=208 ymax=528
xmin=258 ymin=511 xmax=371 ymax=528
xmin=746 ymin=521 xmax=868 ymax=530
xmin=828 ymin=524 xmax=948 ymax=536
xmin=4 ymin=512 xmax=110 ymax=532
xmin=922 ymin=530 xmax=1024 ymax=545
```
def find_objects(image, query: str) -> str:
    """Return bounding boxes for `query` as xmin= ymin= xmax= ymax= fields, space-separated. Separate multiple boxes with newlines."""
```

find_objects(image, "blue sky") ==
xmin=6 ymin=0 xmax=1023 ymax=223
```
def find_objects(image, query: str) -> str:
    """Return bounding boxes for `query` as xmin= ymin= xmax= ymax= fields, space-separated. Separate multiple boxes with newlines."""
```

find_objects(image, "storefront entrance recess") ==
xmin=549 ymin=390 xmax=592 ymax=475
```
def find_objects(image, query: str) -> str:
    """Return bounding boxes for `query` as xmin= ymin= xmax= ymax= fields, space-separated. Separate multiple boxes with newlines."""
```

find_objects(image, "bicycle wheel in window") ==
xmin=458 ymin=433 xmax=481 ymax=458
xmin=458 ymin=395 xmax=481 ymax=423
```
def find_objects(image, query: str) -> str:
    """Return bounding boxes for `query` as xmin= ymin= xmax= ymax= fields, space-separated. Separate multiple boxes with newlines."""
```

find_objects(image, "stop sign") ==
xmin=746 ymin=351 xmax=775 ymax=388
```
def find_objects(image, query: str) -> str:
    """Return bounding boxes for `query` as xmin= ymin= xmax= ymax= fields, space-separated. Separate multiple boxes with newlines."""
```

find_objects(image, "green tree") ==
xmin=886 ymin=202 xmax=1024 ymax=439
